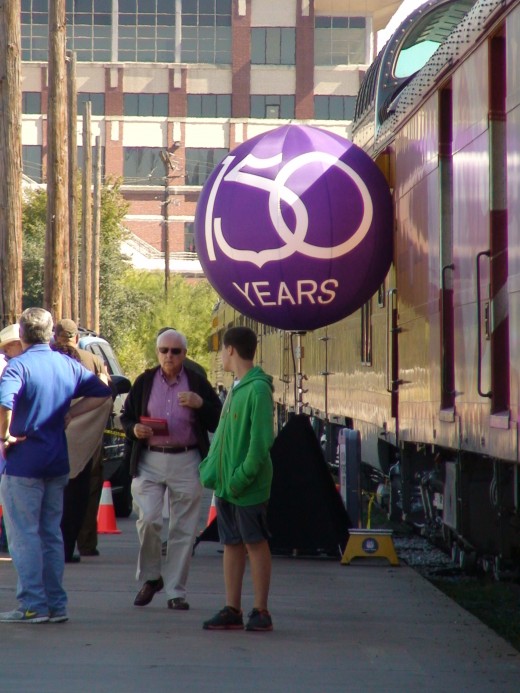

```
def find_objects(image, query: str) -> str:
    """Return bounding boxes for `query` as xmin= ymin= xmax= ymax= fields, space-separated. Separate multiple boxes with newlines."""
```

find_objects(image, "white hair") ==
xmin=156 ymin=329 xmax=187 ymax=349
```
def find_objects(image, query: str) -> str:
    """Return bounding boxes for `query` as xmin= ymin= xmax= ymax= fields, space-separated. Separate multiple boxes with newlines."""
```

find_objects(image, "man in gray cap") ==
xmin=54 ymin=319 xmax=110 ymax=562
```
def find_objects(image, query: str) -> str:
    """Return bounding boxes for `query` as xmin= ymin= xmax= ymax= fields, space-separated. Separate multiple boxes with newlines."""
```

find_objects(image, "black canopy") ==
xmin=196 ymin=414 xmax=351 ymax=557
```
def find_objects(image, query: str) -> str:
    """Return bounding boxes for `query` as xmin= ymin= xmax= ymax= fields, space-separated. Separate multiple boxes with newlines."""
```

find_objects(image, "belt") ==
xmin=147 ymin=444 xmax=199 ymax=454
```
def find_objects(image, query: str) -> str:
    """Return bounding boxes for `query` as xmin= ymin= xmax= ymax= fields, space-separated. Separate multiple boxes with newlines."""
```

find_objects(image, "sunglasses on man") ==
xmin=158 ymin=347 xmax=183 ymax=355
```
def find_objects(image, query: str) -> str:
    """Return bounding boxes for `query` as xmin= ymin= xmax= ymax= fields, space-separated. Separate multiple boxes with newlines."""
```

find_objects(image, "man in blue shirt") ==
xmin=0 ymin=308 xmax=111 ymax=624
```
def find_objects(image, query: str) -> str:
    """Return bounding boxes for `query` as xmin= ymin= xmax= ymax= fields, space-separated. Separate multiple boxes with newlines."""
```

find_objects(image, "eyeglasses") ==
xmin=158 ymin=347 xmax=183 ymax=355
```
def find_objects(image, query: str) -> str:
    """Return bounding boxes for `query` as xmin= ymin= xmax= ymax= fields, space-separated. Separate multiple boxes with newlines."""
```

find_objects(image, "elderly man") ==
xmin=0 ymin=308 xmax=111 ymax=624
xmin=121 ymin=329 xmax=221 ymax=611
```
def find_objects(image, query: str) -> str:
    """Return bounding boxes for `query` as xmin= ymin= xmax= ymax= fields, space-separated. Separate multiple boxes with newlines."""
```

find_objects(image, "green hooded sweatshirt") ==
xmin=199 ymin=365 xmax=274 ymax=506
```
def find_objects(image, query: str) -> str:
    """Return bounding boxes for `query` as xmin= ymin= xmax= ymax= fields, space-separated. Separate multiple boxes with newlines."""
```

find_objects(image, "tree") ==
xmin=115 ymin=272 xmax=217 ymax=381
xmin=21 ymin=180 xmax=148 ymax=349
xmin=21 ymin=184 xmax=218 ymax=382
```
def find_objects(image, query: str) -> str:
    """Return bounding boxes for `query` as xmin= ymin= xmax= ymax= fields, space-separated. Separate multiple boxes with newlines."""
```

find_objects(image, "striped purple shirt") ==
xmin=147 ymin=367 xmax=197 ymax=447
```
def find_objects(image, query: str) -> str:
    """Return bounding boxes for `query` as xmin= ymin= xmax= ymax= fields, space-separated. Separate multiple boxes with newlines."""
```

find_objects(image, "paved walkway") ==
xmin=1 ymin=507 xmax=519 ymax=692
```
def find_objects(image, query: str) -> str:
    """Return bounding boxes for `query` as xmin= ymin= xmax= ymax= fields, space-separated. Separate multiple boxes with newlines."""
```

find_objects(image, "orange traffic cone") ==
xmin=97 ymin=481 xmax=122 ymax=534
xmin=206 ymin=493 xmax=217 ymax=527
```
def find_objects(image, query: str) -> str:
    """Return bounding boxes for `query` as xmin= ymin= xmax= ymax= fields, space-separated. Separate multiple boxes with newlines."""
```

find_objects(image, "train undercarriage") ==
xmin=367 ymin=440 xmax=520 ymax=580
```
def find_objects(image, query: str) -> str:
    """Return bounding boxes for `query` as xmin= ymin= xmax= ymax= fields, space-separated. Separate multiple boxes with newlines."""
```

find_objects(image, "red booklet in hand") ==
xmin=140 ymin=416 xmax=169 ymax=435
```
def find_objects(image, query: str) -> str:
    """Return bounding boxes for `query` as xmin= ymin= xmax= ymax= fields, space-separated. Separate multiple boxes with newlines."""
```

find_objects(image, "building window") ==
xmin=181 ymin=0 xmax=232 ymax=65
xmin=123 ymin=147 xmax=165 ymax=185
xmin=77 ymin=93 xmax=105 ymax=117
xmin=185 ymin=147 xmax=228 ymax=185
xmin=187 ymin=94 xmax=231 ymax=117
xmin=77 ymin=145 xmax=106 ymax=179
xmin=119 ymin=0 xmax=176 ymax=62
xmin=66 ymin=0 xmax=112 ymax=62
xmin=360 ymin=300 xmax=372 ymax=366
xmin=22 ymin=145 xmax=43 ymax=183
xmin=22 ymin=0 xmax=112 ymax=61
xmin=21 ymin=0 xmax=49 ymax=61
xmin=250 ymin=95 xmax=294 ymax=119
xmin=314 ymin=16 xmax=366 ymax=65
xmin=314 ymin=95 xmax=356 ymax=120
xmin=124 ymin=93 xmax=169 ymax=117
xmin=184 ymin=221 xmax=196 ymax=252
xmin=22 ymin=92 xmax=42 ymax=114
xmin=251 ymin=28 xmax=295 ymax=65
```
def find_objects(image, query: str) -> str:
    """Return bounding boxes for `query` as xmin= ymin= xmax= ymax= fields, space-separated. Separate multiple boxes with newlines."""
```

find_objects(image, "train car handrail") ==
xmin=386 ymin=288 xmax=398 ymax=393
xmin=476 ymin=250 xmax=492 ymax=398
xmin=441 ymin=263 xmax=455 ymax=400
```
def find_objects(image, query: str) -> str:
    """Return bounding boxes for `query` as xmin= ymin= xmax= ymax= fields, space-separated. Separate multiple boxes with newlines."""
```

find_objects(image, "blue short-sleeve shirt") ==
xmin=0 ymin=343 xmax=111 ymax=478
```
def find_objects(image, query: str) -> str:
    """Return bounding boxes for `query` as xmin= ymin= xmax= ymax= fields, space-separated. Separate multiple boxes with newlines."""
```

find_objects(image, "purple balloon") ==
xmin=195 ymin=124 xmax=392 ymax=330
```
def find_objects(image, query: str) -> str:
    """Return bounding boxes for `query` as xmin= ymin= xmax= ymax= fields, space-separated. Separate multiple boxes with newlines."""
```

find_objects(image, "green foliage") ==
xmin=21 ymin=190 xmax=47 ymax=307
xmin=116 ymin=272 xmax=218 ymax=382
xmin=21 ymin=183 xmax=217 ymax=383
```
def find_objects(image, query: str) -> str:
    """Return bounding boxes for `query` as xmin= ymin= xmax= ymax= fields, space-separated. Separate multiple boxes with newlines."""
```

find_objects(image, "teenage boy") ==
xmin=199 ymin=326 xmax=275 ymax=632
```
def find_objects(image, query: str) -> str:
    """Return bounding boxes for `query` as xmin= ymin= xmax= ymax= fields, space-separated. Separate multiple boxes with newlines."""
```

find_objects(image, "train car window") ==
xmin=361 ymin=301 xmax=372 ymax=366
xmin=394 ymin=1 xmax=475 ymax=79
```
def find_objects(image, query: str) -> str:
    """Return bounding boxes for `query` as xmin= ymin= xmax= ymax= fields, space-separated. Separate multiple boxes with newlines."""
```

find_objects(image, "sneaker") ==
xmin=203 ymin=606 xmax=244 ymax=630
xmin=49 ymin=612 xmax=69 ymax=623
xmin=245 ymin=608 xmax=273 ymax=632
xmin=0 ymin=609 xmax=49 ymax=624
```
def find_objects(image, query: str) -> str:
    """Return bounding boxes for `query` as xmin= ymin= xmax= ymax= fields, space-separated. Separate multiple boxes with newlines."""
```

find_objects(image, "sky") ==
xmin=377 ymin=0 xmax=429 ymax=50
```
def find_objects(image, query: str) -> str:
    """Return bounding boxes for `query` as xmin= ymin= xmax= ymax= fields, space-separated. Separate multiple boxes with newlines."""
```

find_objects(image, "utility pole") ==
xmin=67 ymin=50 xmax=79 ymax=323
xmin=80 ymin=100 xmax=92 ymax=329
xmin=160 ymin=150 xmax=172 ymax=300
xmin=0 ymin=0 xmax=23 ymax=326
xmin=45 ymin=0 xmax=69 ymax=320
xmin=92 ymin=135 xmax=101 ymax=333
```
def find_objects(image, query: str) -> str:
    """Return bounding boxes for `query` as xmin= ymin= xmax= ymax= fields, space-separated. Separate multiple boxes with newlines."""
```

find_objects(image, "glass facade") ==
xmin=124 ymin=93 xmax=169 ymax=116
xmin=314 ymin=16 xmax=366 ymax=66
xmin=184 ymin=221 xmax=196 ymax=252
xmin=21 ymin=0 xmax=49 ymax=61
xmin=185 ymin=147 xmax=228 ymax=185
xmin=21 ymin=0 xmax=231 ymax=64
xmin=77 ymin=145 xmax=106 ymax=178
xmin=22 ymin=92 xmax=42 ymax=114
xmin=187 ymin=94 xmax=231 ymax=117
xmin=314 ymin=95 xmax=356 ymax=120
xmin=123 ymin=147 xmax=165 ymax=185
xmin=251 ymin=28 xmax=295 ymax=65
xmin=22 ymin=145 xmax=43 ymax=183
xmin=250 ymin=95 xmax=295 ymax=119
xmin=181 ymin=0 xmax=232 ymax=64
xmin=66 ymin=0 xmax=112 ymax=62
xmin=118 ymin=0 xmax=176 ymax=63
xmin=77 ymin=93 xmax=106 ymax=116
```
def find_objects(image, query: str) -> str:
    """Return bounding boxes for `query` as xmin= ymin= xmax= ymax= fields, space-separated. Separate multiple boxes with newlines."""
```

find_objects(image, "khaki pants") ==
xmin=131 ymin=448 xmax=202 ymax=601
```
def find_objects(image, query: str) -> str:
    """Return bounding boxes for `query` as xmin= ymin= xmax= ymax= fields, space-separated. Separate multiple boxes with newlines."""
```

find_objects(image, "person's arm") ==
xmin=229 ymin=384 xmax=274 ymax=497
xmin=0 ymin=405 xmax=12 ymax=441
xmin=0 ymin=405 xmax=26 ymax=449
xmin=185 ymin=370 xmax=222 ymax=432
xmin=66 ymin=395 xmax=111 ymax=427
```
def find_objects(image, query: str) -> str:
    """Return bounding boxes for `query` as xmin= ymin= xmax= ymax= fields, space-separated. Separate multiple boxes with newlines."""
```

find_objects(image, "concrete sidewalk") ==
xmin=1 ymin=511 xmax=520 ymax=692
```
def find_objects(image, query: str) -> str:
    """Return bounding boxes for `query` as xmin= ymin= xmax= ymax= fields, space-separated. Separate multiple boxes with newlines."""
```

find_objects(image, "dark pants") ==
xmin=61 ymin=459 xmax=93 ymax=561
xmin=77 ymin=450 xmax=103 ymax=554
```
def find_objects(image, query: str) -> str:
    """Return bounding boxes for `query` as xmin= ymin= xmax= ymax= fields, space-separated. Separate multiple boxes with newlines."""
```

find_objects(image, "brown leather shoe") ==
xmin=134 ymin=577 xmax=164 ymax=606
xmin=167 ymin=598 xmax=190 ymax=611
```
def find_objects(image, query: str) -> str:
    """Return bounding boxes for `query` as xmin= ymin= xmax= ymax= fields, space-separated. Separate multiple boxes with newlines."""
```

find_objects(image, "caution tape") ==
xmin=104 ymin=428 xmax=127 ymax=439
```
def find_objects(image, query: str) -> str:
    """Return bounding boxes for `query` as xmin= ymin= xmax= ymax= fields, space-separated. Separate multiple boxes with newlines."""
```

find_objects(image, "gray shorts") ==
xmin=215 ymin=497 xmax=271 ymax=545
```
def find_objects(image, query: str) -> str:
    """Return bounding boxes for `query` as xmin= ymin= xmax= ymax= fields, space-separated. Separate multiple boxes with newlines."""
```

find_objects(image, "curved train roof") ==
xmin=353 ymin=0 xmax=506 ymax=152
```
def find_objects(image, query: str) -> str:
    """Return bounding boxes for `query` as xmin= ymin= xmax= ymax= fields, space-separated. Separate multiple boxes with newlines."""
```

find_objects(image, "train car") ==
xmin=208 ymin=0 xmax=520 ymax=577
